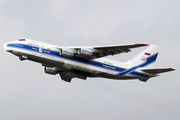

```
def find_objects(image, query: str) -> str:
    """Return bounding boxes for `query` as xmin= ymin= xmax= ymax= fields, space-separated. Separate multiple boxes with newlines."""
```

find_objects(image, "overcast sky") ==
xmin=0 ymin=0 xmax=180 ymax=120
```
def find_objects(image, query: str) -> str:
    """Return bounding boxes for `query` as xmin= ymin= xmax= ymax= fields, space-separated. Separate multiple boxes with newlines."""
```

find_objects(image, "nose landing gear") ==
xmin=19 ymin=55 xmax=28 ymax=61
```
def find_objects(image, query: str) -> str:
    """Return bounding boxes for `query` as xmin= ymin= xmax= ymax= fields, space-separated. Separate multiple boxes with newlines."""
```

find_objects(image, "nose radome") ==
xmin=3 ymin=43 xmax=7 ymax=50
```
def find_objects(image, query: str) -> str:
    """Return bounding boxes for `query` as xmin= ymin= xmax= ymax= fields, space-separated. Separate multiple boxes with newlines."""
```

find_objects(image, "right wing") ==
xmin=57 ymin=43 xmax=149 ymax=59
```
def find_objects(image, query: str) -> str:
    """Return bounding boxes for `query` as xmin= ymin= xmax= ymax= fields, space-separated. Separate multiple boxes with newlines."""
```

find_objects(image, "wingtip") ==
xmin=169 ymin=67 xmax=175 ymax=70
xmin=141 ymin=43 xmax=149 ymax=46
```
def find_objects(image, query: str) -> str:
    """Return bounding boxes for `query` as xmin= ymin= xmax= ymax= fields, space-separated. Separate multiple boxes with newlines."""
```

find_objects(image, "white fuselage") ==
xmin=3 ymin=39 xmax=152 ymax=81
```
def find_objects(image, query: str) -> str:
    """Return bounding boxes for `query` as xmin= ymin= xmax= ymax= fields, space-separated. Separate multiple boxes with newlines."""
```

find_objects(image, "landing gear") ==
xmin=19 ymin=56 xmax=28 ymax=61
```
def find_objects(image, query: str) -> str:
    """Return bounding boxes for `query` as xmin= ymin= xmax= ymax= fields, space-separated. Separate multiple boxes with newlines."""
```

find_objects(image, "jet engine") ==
xmin=59 ymin=49 xmax=77 ymax=58
xmin=80 ymin=49 xmax=94 ymax=57
xmin=44 ymin=67 xmax=58 ymax=75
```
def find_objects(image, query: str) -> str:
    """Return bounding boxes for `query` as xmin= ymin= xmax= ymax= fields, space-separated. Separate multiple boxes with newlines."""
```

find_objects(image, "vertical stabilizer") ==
xmin=127 ymin=45 xmax=159 ymax=69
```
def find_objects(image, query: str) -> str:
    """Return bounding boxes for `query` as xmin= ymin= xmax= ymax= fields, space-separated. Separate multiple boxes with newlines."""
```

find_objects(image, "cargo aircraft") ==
xmin=3 ymin=39 xmax=175 ymax=82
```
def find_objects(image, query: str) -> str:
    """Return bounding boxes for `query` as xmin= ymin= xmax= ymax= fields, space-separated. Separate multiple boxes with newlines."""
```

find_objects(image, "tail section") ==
xmin=126 ymin=45 xmax=175 ymax=82
xmin=127 ymin=45 xmax=159 ymax=69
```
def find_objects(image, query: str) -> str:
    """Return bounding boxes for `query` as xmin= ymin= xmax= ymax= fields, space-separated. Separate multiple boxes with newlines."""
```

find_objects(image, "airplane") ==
xmin=3 ymin=38 xmax=175 ymax=82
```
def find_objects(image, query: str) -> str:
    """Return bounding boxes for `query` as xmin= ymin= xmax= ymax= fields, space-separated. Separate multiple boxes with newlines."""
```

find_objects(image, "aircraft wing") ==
xmin=141 ymin=68 xmax=175 ymax=74
xmin=92 ymin=43 xmax=149 ymax=57
xmin=57 ymin=43 xmax=149 ymax=59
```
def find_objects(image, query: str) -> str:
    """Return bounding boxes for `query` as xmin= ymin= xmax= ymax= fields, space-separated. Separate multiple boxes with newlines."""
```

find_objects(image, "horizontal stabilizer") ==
xmin=141 ymin=68 xmax=175 ymax=74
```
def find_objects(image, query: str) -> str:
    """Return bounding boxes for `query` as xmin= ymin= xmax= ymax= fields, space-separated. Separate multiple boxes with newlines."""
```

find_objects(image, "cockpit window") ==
xmin=19 ymin=39 xmax=26 ymax=41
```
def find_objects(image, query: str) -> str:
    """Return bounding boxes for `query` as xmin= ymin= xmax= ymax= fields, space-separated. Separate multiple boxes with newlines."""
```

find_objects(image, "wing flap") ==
xmin=141 ymin=68 xmax=175 ymax=74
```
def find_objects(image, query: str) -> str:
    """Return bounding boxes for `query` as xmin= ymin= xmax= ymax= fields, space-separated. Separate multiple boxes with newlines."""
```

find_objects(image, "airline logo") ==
xmin=39 ymin=48 xmax=43 ymax=53
xmin=144 ymin=53 xmax=151 ymax=56
xmin=141 ymin=56 xmax=147 ymax=62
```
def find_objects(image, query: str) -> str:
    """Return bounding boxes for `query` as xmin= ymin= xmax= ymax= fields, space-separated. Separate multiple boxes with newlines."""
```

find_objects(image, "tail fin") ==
xmin=127 ymin=45 xmax=159 ymax=69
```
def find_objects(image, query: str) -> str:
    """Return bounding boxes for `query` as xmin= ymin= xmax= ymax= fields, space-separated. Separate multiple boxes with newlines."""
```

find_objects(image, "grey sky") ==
xmin=0 ymin=0 xmax=180 ymax=120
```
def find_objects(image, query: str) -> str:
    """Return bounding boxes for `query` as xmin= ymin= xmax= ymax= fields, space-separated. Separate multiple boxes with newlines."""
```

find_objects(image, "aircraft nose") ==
xmin=3 ymin=43 xmax=7 ymax=50
xmin=3 ymin=43 xmax=12 ymax=52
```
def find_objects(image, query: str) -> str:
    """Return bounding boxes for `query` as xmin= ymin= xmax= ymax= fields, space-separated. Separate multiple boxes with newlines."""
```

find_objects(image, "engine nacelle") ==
xmin=80 ymin=49 xmax=93 ymax=57
xmin=44 ymin=67 xmax=58 ymax=75
xmin=60 ymin=49 xmax=76 ymax=58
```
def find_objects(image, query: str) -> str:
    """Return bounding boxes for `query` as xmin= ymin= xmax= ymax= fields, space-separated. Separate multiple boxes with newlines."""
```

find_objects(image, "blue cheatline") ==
xmin=7 ymin=43 xmax=154 ymax=77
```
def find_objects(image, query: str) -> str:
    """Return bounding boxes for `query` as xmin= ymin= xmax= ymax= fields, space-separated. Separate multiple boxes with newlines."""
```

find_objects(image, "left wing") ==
xmin=57 ymin=43 xmax=149 ymax=59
